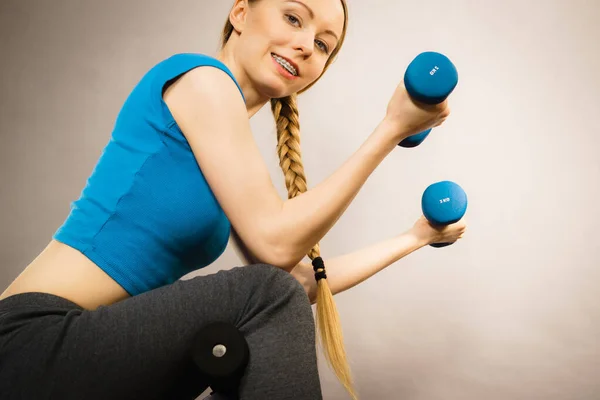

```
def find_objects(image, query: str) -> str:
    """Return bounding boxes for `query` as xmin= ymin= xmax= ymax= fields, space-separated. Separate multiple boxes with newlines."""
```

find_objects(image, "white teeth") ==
xmin=272 ymin=54 xmax=297 ymax=76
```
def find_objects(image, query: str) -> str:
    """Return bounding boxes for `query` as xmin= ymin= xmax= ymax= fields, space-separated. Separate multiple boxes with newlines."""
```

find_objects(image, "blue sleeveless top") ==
xmin=53 ymin=53 xmax=245 ymax=296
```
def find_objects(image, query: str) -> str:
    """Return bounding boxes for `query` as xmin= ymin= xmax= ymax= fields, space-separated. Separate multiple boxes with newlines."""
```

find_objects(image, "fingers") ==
xmin=433 ymin=117 xmax=447 ymax=127
xmin=432 ymin=102 xmax=450 ymax=127
xmin=457 ymin=219 xmax=467 ymax=239
xmin=445 ymin=219 xmax=467 ymax=241
xmin=441 ymin=107 xmax=451 ymax=119
xmin=435 ymin=99 xmax=450 ymax=114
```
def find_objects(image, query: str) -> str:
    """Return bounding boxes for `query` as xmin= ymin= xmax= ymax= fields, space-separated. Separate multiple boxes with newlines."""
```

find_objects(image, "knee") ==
xmin=242 ymin=263 xmax=310 ymax=309
xmin=245 ymin=263 xmax=306 ymax=295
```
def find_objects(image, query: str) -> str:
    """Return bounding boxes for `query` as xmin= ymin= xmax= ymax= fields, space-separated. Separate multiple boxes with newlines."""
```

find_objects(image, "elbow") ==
xmin=252 ymin=234 xmax=305 ymax=272
xmin=255 ymin=244 xmax=302 ymax=272
xmin=236 ymin=222 xmax=305 ymax=271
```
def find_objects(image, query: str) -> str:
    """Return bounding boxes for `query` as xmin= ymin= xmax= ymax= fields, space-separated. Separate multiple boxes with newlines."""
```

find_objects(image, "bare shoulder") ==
xmin=163 ymin=65 xmax=246 ymax=122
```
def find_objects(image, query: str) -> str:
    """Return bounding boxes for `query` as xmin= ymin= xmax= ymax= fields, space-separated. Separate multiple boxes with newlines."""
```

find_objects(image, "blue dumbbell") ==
xmin=399 ymin=52 xmax=459 ymax=148
xmin=421 ymin=181 xmax=467 ymax=247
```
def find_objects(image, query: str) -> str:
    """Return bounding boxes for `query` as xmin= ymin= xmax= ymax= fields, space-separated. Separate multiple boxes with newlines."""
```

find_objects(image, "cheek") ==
xmin=238 ymin=33 xmax=268 ymax=65
xmin=304 ymin=61 xmax=327 ymax=83
xmin=257 ymin=13 xmax=290 ymax=46
xmin=266 ymin=27 xmax=293 ymax=47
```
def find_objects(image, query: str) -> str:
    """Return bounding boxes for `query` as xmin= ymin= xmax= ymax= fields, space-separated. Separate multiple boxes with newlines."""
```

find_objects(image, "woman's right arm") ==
xmin=164 ymin=66 xmax=447 ymax=270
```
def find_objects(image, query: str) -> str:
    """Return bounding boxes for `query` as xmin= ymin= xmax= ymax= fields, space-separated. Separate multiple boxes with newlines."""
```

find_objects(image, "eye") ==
xmin=315 ymin=40 xmax=329 ymax=53
xmin=285 ymin=14 xmax=301 ymax=27
xmin=315 ymin=39 xmax=330 ymax=54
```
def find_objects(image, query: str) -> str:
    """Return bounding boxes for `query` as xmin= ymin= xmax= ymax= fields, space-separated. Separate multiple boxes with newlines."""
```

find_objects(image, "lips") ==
xmin=271 ymin=53 xmax=300 ymax=77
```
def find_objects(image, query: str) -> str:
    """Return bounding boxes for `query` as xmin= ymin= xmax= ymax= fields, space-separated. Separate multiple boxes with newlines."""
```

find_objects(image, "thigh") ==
xmin=0 ymin=264 xmax=321 ymax=400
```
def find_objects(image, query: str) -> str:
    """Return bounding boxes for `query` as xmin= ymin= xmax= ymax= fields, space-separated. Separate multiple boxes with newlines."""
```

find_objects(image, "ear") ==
xmin=229 ymin=0 xmax=250 ymax=34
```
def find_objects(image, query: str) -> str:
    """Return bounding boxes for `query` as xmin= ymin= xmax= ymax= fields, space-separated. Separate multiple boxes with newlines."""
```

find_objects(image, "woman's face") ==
xmin=230 ymin=0 xmax=345 ymax=99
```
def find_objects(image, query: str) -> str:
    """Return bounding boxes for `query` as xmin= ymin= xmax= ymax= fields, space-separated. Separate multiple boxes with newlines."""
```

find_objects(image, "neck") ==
xmin=215 ymin=47 xmax=270 ymax=118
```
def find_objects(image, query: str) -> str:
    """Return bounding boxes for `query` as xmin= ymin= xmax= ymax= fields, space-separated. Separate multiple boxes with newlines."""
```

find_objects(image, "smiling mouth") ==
xmin=271 ymin=53 xmax=298 ymax=77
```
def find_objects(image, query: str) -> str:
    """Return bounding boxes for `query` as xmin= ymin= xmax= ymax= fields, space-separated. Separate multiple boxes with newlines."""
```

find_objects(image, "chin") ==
xmin=255 ymin=77 xmax=295 ymax=100
xmin=253 ymin=62 xmax=301 ymax=99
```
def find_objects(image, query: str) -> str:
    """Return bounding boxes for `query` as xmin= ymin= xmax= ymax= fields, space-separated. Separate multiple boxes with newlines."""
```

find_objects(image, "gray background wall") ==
xmin=1 ymin=0 xmax=600 ymax=399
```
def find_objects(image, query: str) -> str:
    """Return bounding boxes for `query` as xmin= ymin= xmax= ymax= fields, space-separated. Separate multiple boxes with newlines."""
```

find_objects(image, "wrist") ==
xmin=405 ymin=228 xmax=431 ymax=249
xmin=382 ymin=115 xmax=411 ymax=142
xmin=372 ymin=117 xmax=404 ymax=150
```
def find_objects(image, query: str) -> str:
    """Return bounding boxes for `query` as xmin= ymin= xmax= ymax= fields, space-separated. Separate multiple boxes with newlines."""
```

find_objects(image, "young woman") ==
xmin=0 ymin=0 xmax=465 ymax=399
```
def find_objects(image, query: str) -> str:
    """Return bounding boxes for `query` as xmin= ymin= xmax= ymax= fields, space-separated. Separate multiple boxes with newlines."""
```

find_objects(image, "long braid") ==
xmin=272 ymin=95 xmax=307 ymax=197
xmin=271 ymin=95 xmax=357 ymax=400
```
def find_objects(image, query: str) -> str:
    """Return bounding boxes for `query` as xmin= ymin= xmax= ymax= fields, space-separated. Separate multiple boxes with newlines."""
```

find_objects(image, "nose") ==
xmin=293 ymin=31 xmax=314 ymax=58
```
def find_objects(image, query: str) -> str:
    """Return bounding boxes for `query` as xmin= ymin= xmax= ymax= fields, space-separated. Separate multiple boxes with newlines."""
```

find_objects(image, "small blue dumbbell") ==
xmin=421 ymin=181 xmax=467 ymax=247
xmin=399 ymin=52 xmax=459 ymax=148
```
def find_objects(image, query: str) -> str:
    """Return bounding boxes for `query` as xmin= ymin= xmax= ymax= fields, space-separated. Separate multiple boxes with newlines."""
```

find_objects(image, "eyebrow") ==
xmin=286 ymin=0 xmax=340 ymax=42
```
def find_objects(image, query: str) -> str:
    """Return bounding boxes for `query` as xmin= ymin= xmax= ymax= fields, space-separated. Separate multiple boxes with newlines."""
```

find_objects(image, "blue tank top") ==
xmin=53 ymin=53 xmax=245 ymax=296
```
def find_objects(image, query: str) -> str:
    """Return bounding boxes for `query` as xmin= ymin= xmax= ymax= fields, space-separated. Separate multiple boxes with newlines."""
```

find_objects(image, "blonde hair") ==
xmin=221 ymin=1 xmax=356 ymax=398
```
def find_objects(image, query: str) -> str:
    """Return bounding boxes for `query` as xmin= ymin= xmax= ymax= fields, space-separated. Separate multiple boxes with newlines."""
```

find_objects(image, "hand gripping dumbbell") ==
xmin=399 ymin=51 xmax=459 ymax=148
xmin=193 ymin=322 xmax=250 ymax=400
xmin=421 ymin=181 xmax=467 ymax=247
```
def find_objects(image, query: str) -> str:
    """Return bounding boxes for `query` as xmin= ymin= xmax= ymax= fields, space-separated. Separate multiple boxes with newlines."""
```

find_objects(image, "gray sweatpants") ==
xmin=0 ymin=264 xmax=323 ymax=400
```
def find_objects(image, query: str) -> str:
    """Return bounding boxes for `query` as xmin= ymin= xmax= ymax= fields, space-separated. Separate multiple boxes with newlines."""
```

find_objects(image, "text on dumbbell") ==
xmin=439 ymin=197 xmax=450 ymax=203
xmin=430 ymin=66 xmax=440 ymax=76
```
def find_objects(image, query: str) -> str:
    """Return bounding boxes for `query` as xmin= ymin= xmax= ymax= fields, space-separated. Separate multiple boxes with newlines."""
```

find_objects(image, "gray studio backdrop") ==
xmin=1 ymin=1 xmax=600 ymax=399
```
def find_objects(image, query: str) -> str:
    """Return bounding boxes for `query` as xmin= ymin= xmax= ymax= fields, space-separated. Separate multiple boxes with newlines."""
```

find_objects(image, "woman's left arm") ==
xmin=291 ymin=215 xmax=466 ymax=304
xmin=289 ymin=230 xmax=427 ymax=304
xmin=232 ymin=216 xmax=466 ymax=304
